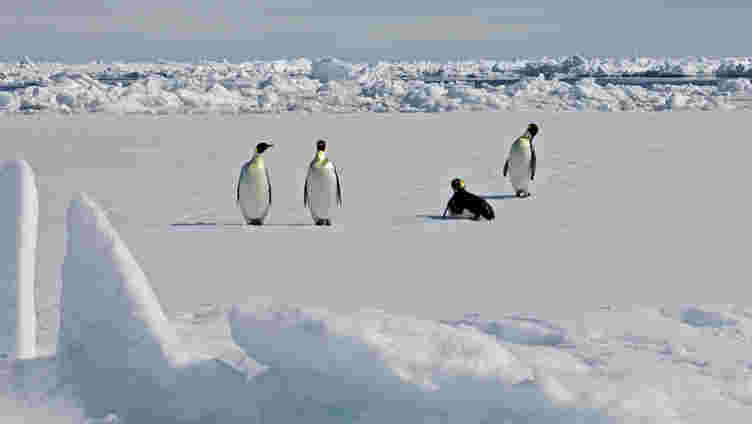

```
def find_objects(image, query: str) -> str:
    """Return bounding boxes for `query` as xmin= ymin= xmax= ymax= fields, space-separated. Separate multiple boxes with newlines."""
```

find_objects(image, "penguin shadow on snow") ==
xmin=416 ymin=193 xmax=525 ymax=222
xmin=480 ymin=193 xmax=520 ymax=200
xmin=416 ymin=214 xmax=471 ymax=221
xmin=170 ymin=222 xmax=319 ymax=228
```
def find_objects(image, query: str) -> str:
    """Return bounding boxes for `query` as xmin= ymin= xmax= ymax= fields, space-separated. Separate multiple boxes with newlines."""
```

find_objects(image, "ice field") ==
xmin=2 ymin=56 xmax=752 ymax=114
xmin=2 ymin=111 xmax=752 ymax=423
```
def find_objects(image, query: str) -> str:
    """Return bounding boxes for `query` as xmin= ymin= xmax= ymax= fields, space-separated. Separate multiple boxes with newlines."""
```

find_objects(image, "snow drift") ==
xmin=0 ymin=159 xmax=38 ymax=361
xmin=1 ymin=355 xmax=89 ymax=424
xmin=57 ymin=192 xmax=265 ymax=423
xmin=229 ymin=301 xmax=608 ymax=423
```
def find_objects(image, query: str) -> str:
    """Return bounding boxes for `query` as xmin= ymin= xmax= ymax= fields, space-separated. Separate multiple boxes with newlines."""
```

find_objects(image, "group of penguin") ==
xmin=444 ymin=122 xmax=539 ymax=221
xmin=236 ymin=139 xmax=342 ymax=226
xmin=235 ymin=123 xmax=538 ymax=225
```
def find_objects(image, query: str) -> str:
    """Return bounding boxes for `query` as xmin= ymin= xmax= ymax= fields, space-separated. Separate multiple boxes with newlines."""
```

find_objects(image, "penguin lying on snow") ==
xmin=237 ymin=141 xmax=273 ymax=225
xmin=442 ymin=178 xmax=495 ymax=221
xmin=503 ymin=123 xmax=539 ymax=198
xmin=304 ymin=139 xmax=342 ymax=226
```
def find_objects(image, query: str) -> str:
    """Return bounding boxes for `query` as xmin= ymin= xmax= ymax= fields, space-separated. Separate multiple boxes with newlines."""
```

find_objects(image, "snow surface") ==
xmin=0 ymin=159 xmax=38 ymax=360
xmin=1 ymin=111 xmax=751 ymax=422
xmin=1 ymin=57 xmax=751 ymax=114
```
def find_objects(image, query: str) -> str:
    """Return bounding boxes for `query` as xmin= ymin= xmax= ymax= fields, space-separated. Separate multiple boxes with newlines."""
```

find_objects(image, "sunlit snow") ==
xmin=1 ymin=100 xmax=751 ymax=423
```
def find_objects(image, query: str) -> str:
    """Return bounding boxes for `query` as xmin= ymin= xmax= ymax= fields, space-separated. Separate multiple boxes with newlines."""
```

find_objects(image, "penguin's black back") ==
xmin=449 ymin=189 xmax=495 ymax=220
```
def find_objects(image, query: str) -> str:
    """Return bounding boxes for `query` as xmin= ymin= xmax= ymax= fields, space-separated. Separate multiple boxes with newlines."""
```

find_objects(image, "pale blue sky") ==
xmin=0 ymin=0 xmax=749 ymax=61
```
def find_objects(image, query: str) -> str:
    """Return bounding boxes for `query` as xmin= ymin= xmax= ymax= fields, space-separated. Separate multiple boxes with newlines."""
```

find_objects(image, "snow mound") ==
xmin=1 ymin=160 xmax=38 ymax=360
xmin=662 ymin=305 xmax=739 ymax=328
xmin=311 ymin=57 xmax=357 ymax=82
xmin=58 ymin=193 xmax=266 ymax=423
xmin=442 ymin=314 xmax=570 ymax=346
xmin=230 ymin=301 xmax=608 ymax=423
xmin=1 ymin=355 xmax=90 ymax=424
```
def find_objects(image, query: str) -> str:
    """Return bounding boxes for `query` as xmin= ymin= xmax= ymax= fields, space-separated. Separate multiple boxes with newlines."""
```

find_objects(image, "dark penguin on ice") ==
xmin=442 ymin=178 xmax=495 ymax=221
xmin=503 ymin=123 xmax=539 ymax=198
xmin=304 ymin=139 xmax=342 ymax=226
xmin=237 ymin=141 xmax=273 ymax=225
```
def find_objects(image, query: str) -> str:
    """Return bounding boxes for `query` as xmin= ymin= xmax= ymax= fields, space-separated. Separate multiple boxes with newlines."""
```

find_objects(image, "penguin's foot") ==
xmin=324 ymin=219 xmax=332 ymax=226
xmin=247 ymin=219 xmax=264 ymax=226
xmin=516 ymin=190 xmax=531 ymax=198
xmin=315 ymin=219 xmax=327 ymax=226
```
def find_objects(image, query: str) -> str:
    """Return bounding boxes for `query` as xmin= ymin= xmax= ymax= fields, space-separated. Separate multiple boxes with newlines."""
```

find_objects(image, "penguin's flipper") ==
xmin=335 ymin=166 xmax=343 ymax=207
xmin=530 ymin=146 xmax=537 ymax=181
xmin=303 ymin=175 xmax=309 ymax=207
xmin=502 ymin=159 xmax=509 ymax=177
xmin=442 ymin=196 xmax=455 ymax=218
xmin=236 ymin=167 xmax=244 ymax=203
xmin=265 ymin=167 xmax=272 ymax=205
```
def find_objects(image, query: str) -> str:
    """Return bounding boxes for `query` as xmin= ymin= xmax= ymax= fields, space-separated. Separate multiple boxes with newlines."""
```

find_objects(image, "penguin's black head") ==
xmin=256 ymin=142 xmax=273 ymax=154
xmin=451 ymin=178 xmax=466 ymax=192
xmin=316 ymin=139 xmax=327 ymax=152
xmin=527 ymin=123 xmax=539 ymax=137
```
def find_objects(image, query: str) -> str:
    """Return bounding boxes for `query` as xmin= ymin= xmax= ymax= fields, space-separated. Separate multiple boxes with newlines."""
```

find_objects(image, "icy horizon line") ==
xmin=4 ymin=54 xmax=752 ymax=65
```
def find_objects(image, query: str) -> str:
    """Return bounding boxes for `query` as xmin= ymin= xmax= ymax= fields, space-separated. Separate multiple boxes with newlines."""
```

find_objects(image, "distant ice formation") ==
xmin=442 ymin=314 xmax=570 ymax=346
xmin=1 ymin=56 xmax=751 ymax=114
xmin=58 ymin=193 xmax=265 ymax=423
xmin=0 ymin=160 xmax=38 ymax=361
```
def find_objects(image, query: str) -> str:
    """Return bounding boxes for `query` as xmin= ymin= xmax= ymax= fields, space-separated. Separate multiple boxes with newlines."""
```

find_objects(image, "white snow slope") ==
xmin=58 ymin=192 xmax=264 ymax=423
xmin=1 ymin=111 xmax=751 ymax=423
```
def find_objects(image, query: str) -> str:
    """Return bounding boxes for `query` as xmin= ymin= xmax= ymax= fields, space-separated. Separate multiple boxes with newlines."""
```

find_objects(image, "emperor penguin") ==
xmin=237 ymin=142 xmax=273 ymax=225
xmin=304 ymin=139 xmax=342 ymax=226
xmin=442 ymin=178 xmax=495 ymax=221
xmin=503 ymin=123 xmax=539 ymax=198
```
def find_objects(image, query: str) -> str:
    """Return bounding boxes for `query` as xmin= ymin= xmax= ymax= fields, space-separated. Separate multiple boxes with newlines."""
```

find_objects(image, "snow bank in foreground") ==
xmin=0 ymin=160 xmax=38 ymax=360
xmin=58 ymin=193 xmax=265 ymax=423
xmin=229 ymin=301 xmax=608 ymax=423
xmin=1 ymin=356 xmax=88 ymax=424
xmin=1 ymin=57 xmax=751 ymax=114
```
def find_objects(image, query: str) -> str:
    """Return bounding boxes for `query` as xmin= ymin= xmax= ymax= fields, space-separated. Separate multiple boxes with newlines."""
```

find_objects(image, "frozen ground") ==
xmin=1 ymin=57 xmax=752 ymax=114
xmin=1 ymin=112 xmax=751 ymax=423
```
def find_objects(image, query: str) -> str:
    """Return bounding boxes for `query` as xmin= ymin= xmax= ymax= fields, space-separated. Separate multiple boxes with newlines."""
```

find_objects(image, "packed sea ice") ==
xmin=1 ymin=56 xmax=751 ymax=115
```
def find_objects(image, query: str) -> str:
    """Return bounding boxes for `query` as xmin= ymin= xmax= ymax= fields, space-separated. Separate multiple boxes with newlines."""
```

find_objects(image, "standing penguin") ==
xmin=503 ymin=123 xmax=539 ymax=198
xmin=304 ymin=139 xmax=342 ymax=226
xmin=237 ymin=142 xmax=273 ymax=225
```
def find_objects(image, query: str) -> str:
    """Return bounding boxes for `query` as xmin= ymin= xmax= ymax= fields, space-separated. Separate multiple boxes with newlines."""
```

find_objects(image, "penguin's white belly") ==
xmin=307 ymin=167 xmax=338 ymax=220
xmin=509 ymin=144 xmax=532 ymax=191
xmin=238 ymin=167 xmax=270 ymax=221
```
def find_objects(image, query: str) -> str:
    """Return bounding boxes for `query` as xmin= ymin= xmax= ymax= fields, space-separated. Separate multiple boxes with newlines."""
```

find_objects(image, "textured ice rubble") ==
xmin=1 ymin=56 xmax=751 ymax=115
xmin=57 ymin=192 xmax=265 ymax=423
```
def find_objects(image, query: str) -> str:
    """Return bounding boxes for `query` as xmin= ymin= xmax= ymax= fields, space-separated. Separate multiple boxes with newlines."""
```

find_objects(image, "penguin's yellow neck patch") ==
xmin=249 ymin=155 xmax=264 ymax=168
xmin=313 ymin=151 xmax=329 ymax=167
